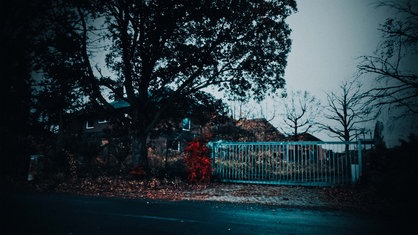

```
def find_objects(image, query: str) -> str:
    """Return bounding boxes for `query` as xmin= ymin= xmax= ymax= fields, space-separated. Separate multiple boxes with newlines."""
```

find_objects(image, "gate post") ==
xmin=208 ymin=141 xmax=216 ymax=177
xmin=357 ymin=139 xmax=363 ymax=181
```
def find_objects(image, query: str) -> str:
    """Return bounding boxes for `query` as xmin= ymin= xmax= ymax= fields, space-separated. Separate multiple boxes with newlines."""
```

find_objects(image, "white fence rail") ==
xmin=210 ymin=141 xmax=366 ymax=186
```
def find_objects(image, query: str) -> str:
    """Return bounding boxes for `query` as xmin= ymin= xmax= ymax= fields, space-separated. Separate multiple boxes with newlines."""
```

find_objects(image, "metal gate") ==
xmin=209 ymin=141 xmax=366 ymax=186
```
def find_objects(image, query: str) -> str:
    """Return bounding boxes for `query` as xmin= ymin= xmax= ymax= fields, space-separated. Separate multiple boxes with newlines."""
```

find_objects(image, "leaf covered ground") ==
xmin=17 ymin=175 xmax=394 ymax=214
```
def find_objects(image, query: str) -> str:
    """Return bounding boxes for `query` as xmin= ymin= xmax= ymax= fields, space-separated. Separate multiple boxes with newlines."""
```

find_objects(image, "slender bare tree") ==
xmin=280 ymin=90 xmax=321 ymax=140
xmin=319 ymin=79 xmax=373 ymax=142
xmin=358 ymin=0 xmax=418 ymax=115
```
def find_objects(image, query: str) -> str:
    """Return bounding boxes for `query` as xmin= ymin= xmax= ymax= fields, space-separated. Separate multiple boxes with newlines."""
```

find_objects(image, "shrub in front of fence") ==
xmin=184 ymin=139 xmax=212 ymax=183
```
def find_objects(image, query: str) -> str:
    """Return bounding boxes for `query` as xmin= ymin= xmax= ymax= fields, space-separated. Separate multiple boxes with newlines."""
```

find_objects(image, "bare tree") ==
xmin=358 ymin=0 xmax=418 ymax=115
xmin=319 ymin=79 xmax=373 ymax=142
xmin=257 ymin=91 xmax=287 ymax=123
xmin=280 ymin=90 xmax=321 ymax=140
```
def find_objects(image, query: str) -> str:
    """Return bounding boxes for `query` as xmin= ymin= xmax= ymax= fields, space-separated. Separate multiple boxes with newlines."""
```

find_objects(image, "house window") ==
xmin=97 ymin=119 xmax=108 ymax=124
xmin=86 ymin=119 xmax=95 ymax=129
xmin=182 ymin=118 xmax=191 ymax=131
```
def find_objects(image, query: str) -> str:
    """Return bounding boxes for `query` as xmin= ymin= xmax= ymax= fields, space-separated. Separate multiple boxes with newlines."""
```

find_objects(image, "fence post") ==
xmin=357 ymin=139 xmax=363 ymax=181
xmin=208 ymin=141 xmax=216 ymax=177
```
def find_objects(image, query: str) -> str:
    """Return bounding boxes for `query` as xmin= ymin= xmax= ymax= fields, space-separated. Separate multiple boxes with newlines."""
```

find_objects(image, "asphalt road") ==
xmin=1 ymin=192 xmax=413 ymax=235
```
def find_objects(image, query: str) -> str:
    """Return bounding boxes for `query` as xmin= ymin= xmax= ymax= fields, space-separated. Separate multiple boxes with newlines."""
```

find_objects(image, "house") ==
xmin=211 ymin=118 xmax=326 ymax=143
xmin=82 ymin=99 xmax=130 ymax=137
xmin=207 ymin=117 xmax=287 ymax=142
xmin=57 ymin=95 xmax=212 ymax=172
xmin=214 ymin=118 xmax=285 ymax=142
xmin=236 ymin=118 xmax=286 ymax=142
xmin=64 ymin=96 xmax=329 ymax=166
xmin=286 ymin=132 xmax=322 ymax=142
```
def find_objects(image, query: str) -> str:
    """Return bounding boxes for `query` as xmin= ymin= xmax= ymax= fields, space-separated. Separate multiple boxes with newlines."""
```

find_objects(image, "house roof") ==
xmin=287 ymin=133 xmax=322 ymax=142
xmin=110 ymin=99 xmax=130 ymax=109
xmin=236 ymin=118 xmax=286 ymax=141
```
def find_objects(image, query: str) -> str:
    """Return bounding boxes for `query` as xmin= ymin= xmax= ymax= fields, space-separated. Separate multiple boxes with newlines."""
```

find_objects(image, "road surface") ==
xmin=1 ymin=192 xmax=412 ymax=234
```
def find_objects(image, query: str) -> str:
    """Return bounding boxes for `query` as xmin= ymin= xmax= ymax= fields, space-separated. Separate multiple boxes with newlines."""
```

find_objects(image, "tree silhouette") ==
xmin=31 ymin=1 xmax=91 ymax=130
xmin=319 ymin=79 xmax=372 ymax=142
xmin=358 ymin=1 xmax=418 ymax=115
xmin=373 ymin=120 xmax=386 ymax=149
xmin=32 ymin=0 xmax=297 ymax=171
xmin=280 ymin=90 xmax=320 ymax=141
xmin=1 ymin=0 xmax=37 ymax=177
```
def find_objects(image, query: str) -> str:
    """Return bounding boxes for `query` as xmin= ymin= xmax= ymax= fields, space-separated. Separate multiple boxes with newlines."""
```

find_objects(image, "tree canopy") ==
xmin=32 ymin=0 xmax=297 ymax=169
xmin=1 ymin=0 xmax=37 ymax=176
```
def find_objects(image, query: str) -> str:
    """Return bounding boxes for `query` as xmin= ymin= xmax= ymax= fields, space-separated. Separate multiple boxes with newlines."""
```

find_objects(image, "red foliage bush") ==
xmin=184 ymin=139 xmax=212 ymax=183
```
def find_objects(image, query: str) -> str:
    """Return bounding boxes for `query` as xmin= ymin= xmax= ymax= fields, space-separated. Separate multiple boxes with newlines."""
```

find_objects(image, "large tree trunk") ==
xmin=131 ymin=133 xmax=149 ymax=173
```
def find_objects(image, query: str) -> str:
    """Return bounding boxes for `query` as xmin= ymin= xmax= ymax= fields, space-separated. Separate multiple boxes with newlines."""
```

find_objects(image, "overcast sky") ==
xmin=285 ymin=0 xmax=388 ymax=94
xmin=235 ymin=0 xmax=417 ymax=146
xmin=91 ymin=0 xmax=415 ymax=146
